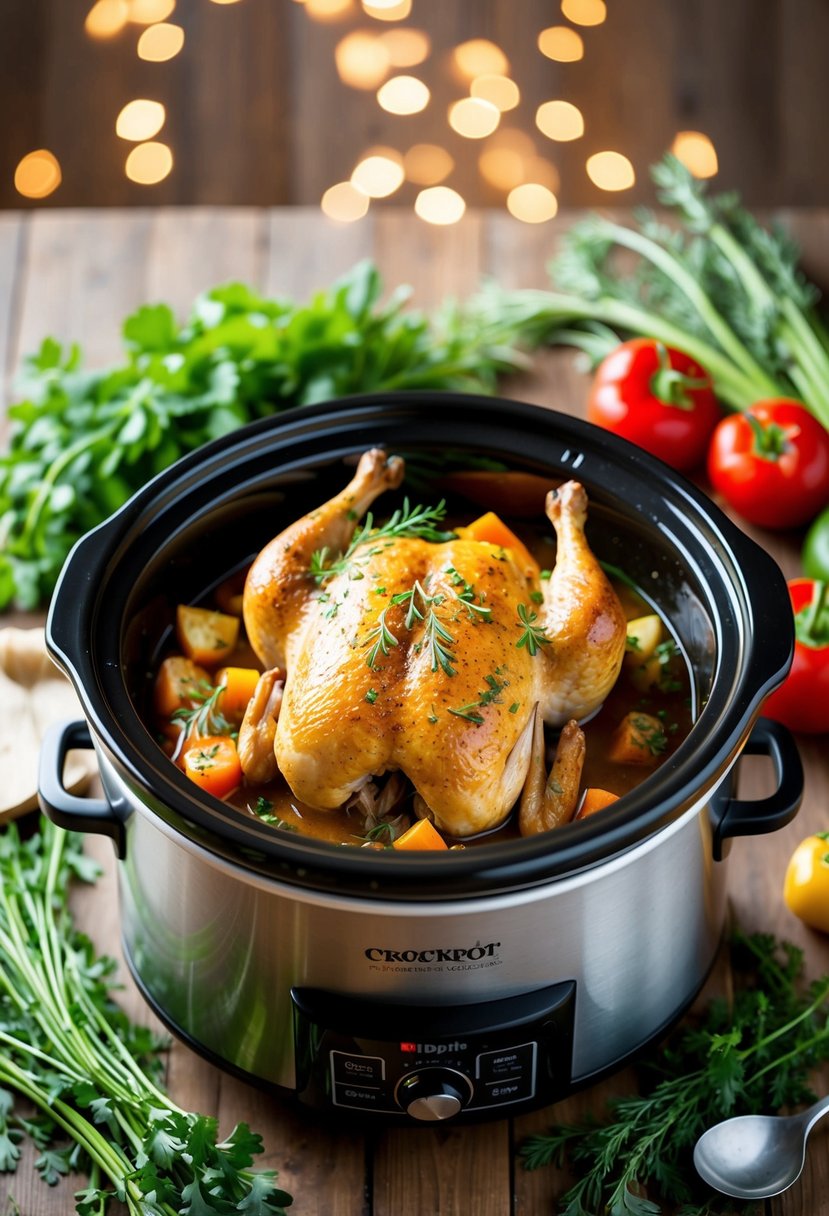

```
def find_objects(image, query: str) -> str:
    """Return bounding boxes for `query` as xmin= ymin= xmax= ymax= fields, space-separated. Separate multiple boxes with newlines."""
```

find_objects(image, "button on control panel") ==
xmin=292 ymin=982 xmax=575 ymax=1123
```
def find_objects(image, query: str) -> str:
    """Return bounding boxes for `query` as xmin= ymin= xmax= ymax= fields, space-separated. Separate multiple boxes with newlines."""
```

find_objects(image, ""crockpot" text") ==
xmin=364 ymin=942 xmax=501 ymax=963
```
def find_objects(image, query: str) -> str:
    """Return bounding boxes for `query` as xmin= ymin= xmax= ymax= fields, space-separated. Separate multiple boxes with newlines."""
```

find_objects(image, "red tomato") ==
xmin=587 ymin=339 xmax=721 ymax=472
xmin=706 ymin=400 xmax=829 ymax=529
xmin=764 ymin=579 xmax=829 ymax=734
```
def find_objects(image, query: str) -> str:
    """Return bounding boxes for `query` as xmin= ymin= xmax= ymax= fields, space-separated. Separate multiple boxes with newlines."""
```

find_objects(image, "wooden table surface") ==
xmin=1 ymin=206 xmax=828 ymax=1216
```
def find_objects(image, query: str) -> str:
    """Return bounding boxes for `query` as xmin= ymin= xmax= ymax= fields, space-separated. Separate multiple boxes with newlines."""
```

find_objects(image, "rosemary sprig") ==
xmin=365 ymin=606 xmax=399 ymax=669
xmin=310 ymin=499 xmax=455 ymax=584
xmin=424 ymin=608 xmax=457 ymax=677
xmin=170 ymin=683 xmax=235 ymax=738
xmin=515 ymin=603 xmax=550 ymax=657
xmin=448 ymin=672 xmax=508 ymax=725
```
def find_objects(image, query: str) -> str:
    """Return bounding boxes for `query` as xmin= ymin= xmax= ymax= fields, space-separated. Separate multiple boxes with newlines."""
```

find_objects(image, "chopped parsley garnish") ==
xmin=448 ymin=673 xmax=508 ymax=726
xmin=365 ymin=687 xmax=378 ymax=704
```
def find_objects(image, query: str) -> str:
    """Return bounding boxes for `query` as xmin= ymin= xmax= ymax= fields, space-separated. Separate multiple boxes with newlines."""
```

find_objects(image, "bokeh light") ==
xmin=137 ymin=22 xmax=184 ymax=60
xmin=536 ymin=100 xmax=584 ymax=141
xmin=362 ymin=0 xmax=412 ymax=20
xmin=522 ymin=156 xmax=560 ymax=193
xmin=537 ymin=26 xmax=584 ymax=62
xmin=321 ymin=181 xmax=370 ymax=221
xmin=671 ymin=131 xmax=719 ymax=178
xmin=448 ymin=97 xmax=501 ymax=139
xmin=351 ymin=148 xmax=405 ymax=197
xmin=84 ymin=0 xmax=129 ymax=39
xmin=507 ymin=183 xmax=559 ymax=223
xmin=414 ymin=186 xmax=466 ymax=225
xmin=335 ymin=31 xmax=390 ymax=88
xmin=377 ymin=75 xmax=430 ymax=114
xmin=116 ymin=99 xmax=166 ymax=141
xmin=125 ymin=141 xmax=173 ymax=184
xmin=478 ymin=146 xmax=525 ymax=192
xmin=403 ymin=144 xmax=454 ymax=185
xmin=379 ymin=28 xmax=430 ymax=67
xmin=560 ymin=0 xmax=607 ymax=26
xmin=452 ymin=39 xmax=509 ymax=81
xmin=470 ymin=74 xmax=520 ymax=112
xmin=14 ymin=150 xmax=62 ymax=200
xmin=586 ymin=150 xmax=635 ymax=190
xmin=305 ymin=0 xmax=353 ymax=20
xmin=127 ymin=0 xmax=175 ymax=23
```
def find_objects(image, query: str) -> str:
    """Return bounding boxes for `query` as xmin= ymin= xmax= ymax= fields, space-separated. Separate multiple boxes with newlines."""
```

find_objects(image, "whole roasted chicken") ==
xmin=240 ymin=450 xmax=626 ymax=839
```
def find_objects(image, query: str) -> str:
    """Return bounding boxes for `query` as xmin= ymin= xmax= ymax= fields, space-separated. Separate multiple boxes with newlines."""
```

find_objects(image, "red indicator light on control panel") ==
xmin=400 ymin=1042 xmax=417 ymax=1053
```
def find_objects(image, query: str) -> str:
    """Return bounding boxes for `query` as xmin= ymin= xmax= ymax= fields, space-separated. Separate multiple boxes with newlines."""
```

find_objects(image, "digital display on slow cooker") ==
xmin=292 ymin=982 xmax=575 ymax=1123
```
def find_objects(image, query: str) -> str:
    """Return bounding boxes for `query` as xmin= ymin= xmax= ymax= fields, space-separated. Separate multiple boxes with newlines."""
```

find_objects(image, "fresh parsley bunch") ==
xmin=521 ymin=932 xmax=829 ymax=1216
xmin=0 ymin=260 xmax=535 ymax=612
xmin=0 ymin=819 xmax=292 ymax=1215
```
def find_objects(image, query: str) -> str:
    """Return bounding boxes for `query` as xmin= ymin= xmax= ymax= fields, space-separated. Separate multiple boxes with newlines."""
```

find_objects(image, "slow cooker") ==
xmin=39 ymin=393 xmax=803 ymax=1125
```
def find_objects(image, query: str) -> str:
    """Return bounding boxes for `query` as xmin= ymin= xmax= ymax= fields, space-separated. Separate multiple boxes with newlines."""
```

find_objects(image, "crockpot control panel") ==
xmin=291 ymin=982 xmax=575 ymax=1122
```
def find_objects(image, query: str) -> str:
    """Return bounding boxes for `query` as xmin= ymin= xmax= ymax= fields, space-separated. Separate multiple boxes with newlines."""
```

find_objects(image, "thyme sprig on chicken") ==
xmin=365 ymin=579 xmax=459 ymax=674
xmin=310 ymin=499 xmax=455 ymax=585
xmin=516 ymin=602 xmax=550 ymax=656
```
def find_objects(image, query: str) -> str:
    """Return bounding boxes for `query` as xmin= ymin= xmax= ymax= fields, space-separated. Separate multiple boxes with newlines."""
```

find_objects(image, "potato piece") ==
xmin=176 ymin=605 xmax=240 ymax=668
xmin=154 ymin=656 xmax=211 ymax=718
xmin=607 ymin=712 xmax=668 ymax=766
xmin=624 ymin=614 xmax=663 ymax=664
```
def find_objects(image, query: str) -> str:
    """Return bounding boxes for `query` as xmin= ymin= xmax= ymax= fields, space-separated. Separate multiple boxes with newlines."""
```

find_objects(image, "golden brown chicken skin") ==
xmin=242 ymin=450 xmax=626 ymax=838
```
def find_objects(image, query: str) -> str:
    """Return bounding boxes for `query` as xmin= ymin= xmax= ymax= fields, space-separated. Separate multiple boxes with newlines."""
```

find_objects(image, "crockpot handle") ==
xmin=711 ymin=717 xmax=803 ymax=861
xmin=38 ymin=720 xmax=126 ymax=858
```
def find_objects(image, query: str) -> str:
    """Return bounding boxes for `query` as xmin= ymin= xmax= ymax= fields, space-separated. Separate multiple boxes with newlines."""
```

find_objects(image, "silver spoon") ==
xmin=693 ymin=1094 xmax=829 ymax=1199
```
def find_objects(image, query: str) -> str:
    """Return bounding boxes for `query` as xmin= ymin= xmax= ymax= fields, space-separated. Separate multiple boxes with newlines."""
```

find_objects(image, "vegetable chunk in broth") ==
xmin=147 ymin=456 xmax=692 ymax=852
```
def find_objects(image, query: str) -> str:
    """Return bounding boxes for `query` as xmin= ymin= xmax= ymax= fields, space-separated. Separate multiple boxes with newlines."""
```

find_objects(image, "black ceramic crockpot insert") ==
xmin=46 ymin=392 xmax=793 ymax=899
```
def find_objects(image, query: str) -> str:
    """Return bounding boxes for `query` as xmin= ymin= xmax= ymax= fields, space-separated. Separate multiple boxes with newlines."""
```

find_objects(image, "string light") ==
xmin=452 ymin=39 xmax=509 ymax=81
xmin=137 ymin=22 xmax=184 ymax=60
xmin=414 ymin=186 xmax=466 ymax=225
xmin=377 ymin=75 xmax=430 ymax=115
xmin=671 ymin=131 xmax=718 ymax=178
xmin=537 ymin=26 xmax=584 ymax=62
xmin=478 ymin=146 xmax=525 ymax=192
xmin=208 ymin=0 xmax=244 ymax=5
xmin=536 ymin=100 xmax=584 ymax=142
xmin=507 ymin=183 xmax=558 ymax=223
xmin=586 ymin=150 xmax=635 ymax=190
xmin=470 ymin=75 xmax=520 ymax=113
xmin=403 ymin=144 xmax=454 ymax=185
xmin=378 ymin=28 xmax=430 ymax=67
xmin=560 ymin=0 xmax=607 ymax=26
xmin=362 ymin=0 xmax=411 ymax=20
xmin=448 ymin=97 xmax=500 ymax=139
xmin=321 ymin=181 xmax=369 ymax=221
xmin=14 ymin=150 xmax=62 ymax=199
xmin=84 ymin=0 xmax=129 ymax=39
xmin=335 ymin=31 xmax=390 ymax=88
xmin=116 ymin=99 xmax=166 ymax=141
xmin=125 ymin=141 xmax=173 ymax=184
xmin=351 ymin=148 xmax=405 ymax=197
xmin=127 ymin=0 xmax=175 ymax=23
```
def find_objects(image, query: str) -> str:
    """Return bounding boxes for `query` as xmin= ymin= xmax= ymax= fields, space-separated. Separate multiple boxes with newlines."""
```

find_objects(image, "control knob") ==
xmin=395 ymin=1067 xmax=474 ymax=1122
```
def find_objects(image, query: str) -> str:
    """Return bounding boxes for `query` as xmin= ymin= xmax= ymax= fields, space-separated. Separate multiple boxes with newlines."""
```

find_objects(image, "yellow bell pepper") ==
xmin=783 ymin=833 xmax=829 ymax=934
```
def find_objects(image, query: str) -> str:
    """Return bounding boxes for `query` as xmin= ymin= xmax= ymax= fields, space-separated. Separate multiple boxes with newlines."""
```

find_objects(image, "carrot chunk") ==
xmin=576 ymin=788 xmax=620 ymax=819
xmin=215 ymin=666 xmax=261 ymax=723
xmin=182 ymin=736 xmax=242 ymax=799
xmin=459 ymin=512 xmax=538 ymax=577
xmin=176 ymin=605 xmax=240 ymax=667
xmin=607 ymin=712 xmax=668 ymax=766
xmin=393 ymin=817 xmax=449 ymax=851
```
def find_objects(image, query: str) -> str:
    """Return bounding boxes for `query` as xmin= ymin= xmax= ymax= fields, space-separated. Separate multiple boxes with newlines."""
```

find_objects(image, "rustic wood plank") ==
xmin=265 ymin=207 xmax=375 ymax=300
xmin=144 ymin=206 xmax=269 ymax=315
xmin=373 ymin=208 xmax=483 ymax=307
xmin=372 ymin=1121 xmax=511 ymax=1216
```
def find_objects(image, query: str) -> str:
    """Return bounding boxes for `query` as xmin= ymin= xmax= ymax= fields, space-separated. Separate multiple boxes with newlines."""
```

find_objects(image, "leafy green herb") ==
xmin=170 ymin=682 xmax=234 ymax=739
xmin=310 ymin=499 xmax=455 ymax=585
xmin=0 ymin=259 xmax=542 ymax=612
xmin=365 ymin=688 xmax=378 ymax=704
xmin=424 ymin=608 xmax=457 ymax=677
xmin=529 ymin=590 xmax=544 ymax=605
xmin=631 ymin=714 xmax=668 ymax=756
xmin=364 ymin=606 xmax=399 ymax=670
xmin=248 ymin=795 xmax=299 ymax=829
xmin=448 ymin=672 xmax=508 ymax=725
xmin=515 ymin=602 xmax=550 ymax=657
xmin=0 ymin=819 xmax=292 ymax=1214
xmin=520 ymin=931 xmax=829 ymax=1216
xmin=354 ymin=822 xmax=398 ymax=847
xmin=468 ymin=154 xmax=829 ymax=428
xmin=509 ymin=702 xmax=520 ymax=714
